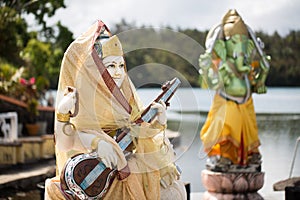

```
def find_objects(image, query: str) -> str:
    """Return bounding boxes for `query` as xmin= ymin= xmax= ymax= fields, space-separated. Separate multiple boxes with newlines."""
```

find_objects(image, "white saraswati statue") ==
xmin=44 ymin=20 xmax=186 ymax=200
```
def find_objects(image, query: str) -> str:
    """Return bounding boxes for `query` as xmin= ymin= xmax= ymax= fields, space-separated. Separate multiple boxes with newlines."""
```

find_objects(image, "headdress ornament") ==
xmin=222 ymin=9 xmax=248 ymax=37
xmin=94 ymin=35 xmax=123 ymax=59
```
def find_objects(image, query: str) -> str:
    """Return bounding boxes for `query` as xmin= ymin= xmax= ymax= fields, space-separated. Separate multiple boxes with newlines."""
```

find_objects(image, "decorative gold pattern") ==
xmin=56 ymin=112 xmax=70 ymax=122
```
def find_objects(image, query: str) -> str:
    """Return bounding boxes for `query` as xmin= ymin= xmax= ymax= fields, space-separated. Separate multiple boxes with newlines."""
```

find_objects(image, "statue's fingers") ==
xmin=112 ymin=154 xmax=118 ymax=167
xmin=158 ymin=100 xmax=166 ymax=109
xmin=102 ymin=158 xmax=111 ymax=169
xmin=107 ymin=154 xmax=116 ymax=168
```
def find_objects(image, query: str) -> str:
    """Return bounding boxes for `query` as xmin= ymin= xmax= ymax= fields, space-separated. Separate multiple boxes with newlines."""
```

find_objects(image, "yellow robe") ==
xmin=200 ymin=93 xmax=260 ymax=165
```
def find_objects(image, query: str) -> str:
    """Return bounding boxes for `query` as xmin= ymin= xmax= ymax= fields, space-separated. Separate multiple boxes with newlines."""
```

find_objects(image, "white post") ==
xmin=0 ymin=112 xmax=18 ymax=142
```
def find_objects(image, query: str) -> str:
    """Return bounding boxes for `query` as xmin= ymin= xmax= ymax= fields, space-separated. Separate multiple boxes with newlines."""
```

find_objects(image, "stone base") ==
xmin=0 ymin=135 xmax=55 ymax=165
xmin=201 ymin=169 xmax=264 ymax=194
xmin=0 ymin=141 xmax=22 ymax=165
xmin=203 ymin=191 xmax=263 ymax=200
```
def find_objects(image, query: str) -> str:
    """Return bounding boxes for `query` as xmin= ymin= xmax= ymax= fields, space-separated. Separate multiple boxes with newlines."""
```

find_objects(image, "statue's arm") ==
xmin=55 ymin=86 xmax=77 ymax=151
xmin=199 ymin=52 xmax=221 ymax=90
xmin=55 ymin=86 xmax=119 ymax=169
xmin=253 ymin=55 xmax=270 ymax=94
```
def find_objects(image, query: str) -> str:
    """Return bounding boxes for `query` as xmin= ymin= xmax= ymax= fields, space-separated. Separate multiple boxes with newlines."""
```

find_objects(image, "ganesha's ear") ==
xmin=214 ymin=39 xmax=226 ymax=61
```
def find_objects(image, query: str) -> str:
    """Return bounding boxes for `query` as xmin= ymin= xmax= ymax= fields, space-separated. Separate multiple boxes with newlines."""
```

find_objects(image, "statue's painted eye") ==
xmin=107 ymin=64 xmax=116 ymax=68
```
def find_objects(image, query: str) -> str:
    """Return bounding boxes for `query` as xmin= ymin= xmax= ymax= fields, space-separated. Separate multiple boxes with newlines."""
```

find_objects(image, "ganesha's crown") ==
xmin=222 ymin=9 xmax=248 ymax=38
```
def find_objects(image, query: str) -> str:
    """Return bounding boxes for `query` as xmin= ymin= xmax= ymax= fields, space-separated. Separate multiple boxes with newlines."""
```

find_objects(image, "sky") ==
xmin=36 ymin=0 xmax=300 ymax=38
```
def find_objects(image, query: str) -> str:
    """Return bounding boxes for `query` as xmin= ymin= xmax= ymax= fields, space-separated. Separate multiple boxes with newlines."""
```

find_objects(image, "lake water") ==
xmin=44 ymin=87 xmax=300 ymax=199
xmin=137 ymin=87 xmax=300 ymax=200
xmin=46 ymin=87 xmax=300 ymax=114
xmin=137 ymin=87 xmax=300 ymax=114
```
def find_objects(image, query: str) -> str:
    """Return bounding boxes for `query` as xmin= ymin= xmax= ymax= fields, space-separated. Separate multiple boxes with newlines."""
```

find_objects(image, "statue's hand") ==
xmin=151 ymin=100 xmax=167 ymax=125
xmin=260 ymin=55 xmax=271 ymax=71
xmin=97 ymin=140 xmax=118 ymax=169
xmin=160 ymin=164 xmax=181 ymax=188
xmin=256 ymin=84 xmax=267 ymax=94
xmin=199 ymin=53 xmax=212 ymax=70
xmin=55 ymin=86 xmax=77 ymax=151
xmin=58 ymin=86 xmax=77 ymax=114
xmin=235 ymin=62 xmax=251 ymax=73
xmin=219 ymin=64 xmax=232 ymax=86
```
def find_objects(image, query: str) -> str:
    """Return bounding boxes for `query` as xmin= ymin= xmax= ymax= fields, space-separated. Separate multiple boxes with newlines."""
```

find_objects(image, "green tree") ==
xmin=1 ymin=0 xmax=65 ymax=31
xmin=47 ymin=21 xmax=74 ymax=89
xmin=0 ymin=0 xmax=74 ymax=89
xmin=0 ymin=0 xmax=66 ymax=62
xmin=0 ymin=6 xmax=28 ymax=66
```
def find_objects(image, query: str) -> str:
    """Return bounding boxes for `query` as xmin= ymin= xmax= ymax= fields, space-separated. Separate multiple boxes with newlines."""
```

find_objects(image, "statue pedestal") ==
xmin=201 ymin=169 xmax=264 ymax=199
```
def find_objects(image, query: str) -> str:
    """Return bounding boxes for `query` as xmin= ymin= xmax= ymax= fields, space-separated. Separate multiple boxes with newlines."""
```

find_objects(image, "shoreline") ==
xmin=172 ymin=109 xmax=300 ymax=116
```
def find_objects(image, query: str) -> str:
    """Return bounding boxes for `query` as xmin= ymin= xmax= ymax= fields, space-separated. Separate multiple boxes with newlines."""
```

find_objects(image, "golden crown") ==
xmin=222 ymin=9 xmax=248 ymax=37
xmin=102 ymin=35 xmax=123 ymax=58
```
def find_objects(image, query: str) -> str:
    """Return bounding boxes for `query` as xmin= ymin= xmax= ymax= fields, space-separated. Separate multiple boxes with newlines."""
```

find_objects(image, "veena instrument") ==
xmin=60 ymin=77 xmax=181 ymax=199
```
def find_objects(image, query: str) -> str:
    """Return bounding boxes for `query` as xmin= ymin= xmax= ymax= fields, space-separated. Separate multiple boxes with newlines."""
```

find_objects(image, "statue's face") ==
xmin=226 ymin=34 xmax=249 ymax=57
xmin=103 ymin=56 xmax=126 ymax=88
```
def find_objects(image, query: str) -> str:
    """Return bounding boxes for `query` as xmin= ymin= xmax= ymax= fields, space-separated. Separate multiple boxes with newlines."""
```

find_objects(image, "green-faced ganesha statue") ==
xmin=199 ymin=9 xmax=270 ymax=172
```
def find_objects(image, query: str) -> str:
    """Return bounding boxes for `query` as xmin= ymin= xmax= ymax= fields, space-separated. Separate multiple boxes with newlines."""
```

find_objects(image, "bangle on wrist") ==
xmin=56 ymin=112 xmax=70 ymax=122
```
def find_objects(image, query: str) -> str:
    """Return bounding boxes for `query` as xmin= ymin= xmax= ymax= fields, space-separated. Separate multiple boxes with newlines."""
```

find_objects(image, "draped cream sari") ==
xmin=45 ymin=21 xmax=184 ymax=200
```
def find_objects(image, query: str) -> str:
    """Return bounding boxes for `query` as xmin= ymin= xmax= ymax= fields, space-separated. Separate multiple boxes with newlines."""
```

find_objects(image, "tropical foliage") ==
xmin=0 ymin=1 xmax=299 ymax=90
xmin=113 ymin=20 xmax=300 ymax=87
xmin=0 ymin=0 xmax=73 ymax=91
xmin=0 ymin=0 xmax=73 ymax=125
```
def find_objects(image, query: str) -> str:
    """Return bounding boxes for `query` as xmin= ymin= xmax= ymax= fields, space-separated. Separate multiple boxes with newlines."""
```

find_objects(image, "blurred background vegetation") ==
xmin=1 ymin=0 xmax=300 ymax=93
